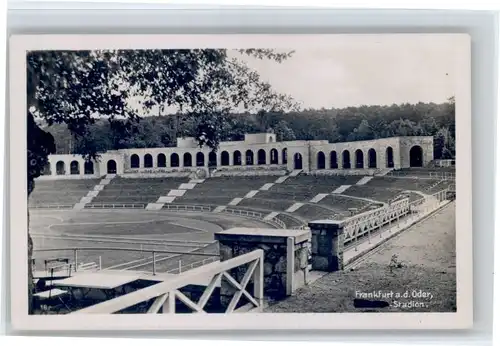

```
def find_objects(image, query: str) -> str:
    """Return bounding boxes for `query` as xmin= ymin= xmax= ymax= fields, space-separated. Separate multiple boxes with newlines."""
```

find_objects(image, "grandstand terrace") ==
xmin=91 ymin=177 xmax=188 ymax=205
xmin=174 ymin=176 xmax=278 ymax=206
xmin=29 ymin=179 xmax=100 ymax=207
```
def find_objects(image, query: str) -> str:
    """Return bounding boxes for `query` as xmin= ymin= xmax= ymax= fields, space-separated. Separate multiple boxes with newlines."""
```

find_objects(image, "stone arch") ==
xmin=130 ymin=154 xmax=140 ymax=168
xmin=355 ymin=149 xmax=364 ymax=169
xmin=196 ymin=152 xmax=205 ymax=167
xmin=386 ymin=147 xmax=394 ymax=168
xmin=107 ymin=160 xmax=117 ymax=174
xmin=342 ymin=150 xmax=351 ymax=169
xmin=368 ymin=148 xmax=377 ymax=168
xmin=208 ymin=152 xmax=217 ymax=167
xmin=330 ymin=151 xmax=338 ymax=169
xmin=246 ymin=150 xmax=254 ymax=165
xmin=84 ymin=161 xmax=94 ymax=175
xmin=56 ymin=161 xmax=65 ymax=175
xmin=410 ymin=145 xmax=424 ymax=167
xmin=183 ymin=153 xmax=192 ymax=167
xmin=144 ymin=154 xmax=153 ymax=168
xmin=170 ymin=153 xmax=180 ymax=167
xmin=282 ymin=148 xmax=288 ymax=164
xmin=270 ymin=149 xmax=279 ymax=164
xmin=257 ymin=149 xmax=266 ymax=165
xmin=233 ymin=151 xmax=242 ymax=166
xmin=70 ymin=160 xmax=80 ymax=175
xmin=157 ymin=153 xmax=166 ymax=168
xmin=294 ymin=153 xmax=303 ymax=170
xmin=42 ymin=163 xmax=51 ymax=175
xmin=221 ymin=151 xmax=230 ymax=166
xmin=317 ymin=151 xmax=326 ymax=169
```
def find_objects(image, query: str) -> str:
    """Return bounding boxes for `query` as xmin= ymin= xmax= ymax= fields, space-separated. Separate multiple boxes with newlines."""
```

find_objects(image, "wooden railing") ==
xmin=71 ymin=249 xmax=264 ymax=314
xmin=342 ymin=188 xmax=450 ymax=245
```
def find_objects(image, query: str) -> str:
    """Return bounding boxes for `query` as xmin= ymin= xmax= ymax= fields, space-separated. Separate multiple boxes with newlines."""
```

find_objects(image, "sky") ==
xmin=233 ymin=37 xmax=459 ymax=110
xmin=127 ymin=34 xmax=463 ymax=115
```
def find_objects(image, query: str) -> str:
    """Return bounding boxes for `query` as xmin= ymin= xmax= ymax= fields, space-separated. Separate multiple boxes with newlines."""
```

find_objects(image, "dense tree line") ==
xmin=44 ymin=98 xmax=456 ymax=160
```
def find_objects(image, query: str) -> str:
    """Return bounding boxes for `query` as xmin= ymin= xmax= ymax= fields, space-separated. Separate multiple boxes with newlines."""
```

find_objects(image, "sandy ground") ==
xmin=266 ymin=202 xmax=456 ymax=313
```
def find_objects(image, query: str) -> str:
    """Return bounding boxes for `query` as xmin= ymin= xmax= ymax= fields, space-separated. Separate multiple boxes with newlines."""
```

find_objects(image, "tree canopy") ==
xmin=28 ymin=49 xmax=297 ymax=180
xmin=45 ymin=98 xmax=456 ymax=160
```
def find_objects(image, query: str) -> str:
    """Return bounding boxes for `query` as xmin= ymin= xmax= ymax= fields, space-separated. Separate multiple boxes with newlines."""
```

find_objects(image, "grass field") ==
xmin=266 ymin=202 xmax=457 ymax=313
xmin=30 ymin=208 xmax=271 ymax=273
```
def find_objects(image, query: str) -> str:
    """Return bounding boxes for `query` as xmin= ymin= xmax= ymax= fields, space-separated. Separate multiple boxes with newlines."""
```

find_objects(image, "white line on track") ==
xmin=168 ymin=222 xmax=208 ymax=233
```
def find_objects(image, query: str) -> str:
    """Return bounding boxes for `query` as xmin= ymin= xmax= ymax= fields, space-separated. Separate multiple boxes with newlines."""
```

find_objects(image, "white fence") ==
xmin=386 ymin=171 xmax=455 ymax=181
xmin=29 ymin=204 xmax=74 ymax=210
xmin=72 ymin=249 xmax=264 ymax=314
xmin=342 ymin=189 xmax=449 ymax=245
xmin=162 ymin=204 xmax=213 ymax=212
xmin=85 ymin=203 xmax=146 ymax=209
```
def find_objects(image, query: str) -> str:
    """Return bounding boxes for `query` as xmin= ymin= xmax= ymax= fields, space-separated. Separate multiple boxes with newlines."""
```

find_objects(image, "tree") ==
xmin=273 ymin=120 xmax=296 ymax=141
xmin=27 ymin=49 xmax=297 ymax=313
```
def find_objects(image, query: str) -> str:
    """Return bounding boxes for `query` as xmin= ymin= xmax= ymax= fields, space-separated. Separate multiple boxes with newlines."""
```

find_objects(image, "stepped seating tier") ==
xmin=291 ymin=204 xmax=340 ymax=221
xmin=175 ymin=176 xmax=278 ymax=205
xmin=29 ymin=179 xmax=101 ymax=206
xmin=266 ymin=174 xmax=361 ymax=199
xmin=92 ymin=177 xmax=189 ymax=204
xmin=275 ymin=213 xmax=304 ymax=229
xmin=318 ymin=195 xmax=373 ymax=212
xmin=237 ymin=198 xmax=294 ymax=212
xmin=365 ymin=177 xmax=440 ymax=191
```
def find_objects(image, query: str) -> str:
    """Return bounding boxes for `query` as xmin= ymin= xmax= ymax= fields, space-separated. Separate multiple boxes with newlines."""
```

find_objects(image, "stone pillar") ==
xmin=308 ymin=220 xmax=344 ymax=272
xmin=214 ymin=228 xmax=310 ymax=308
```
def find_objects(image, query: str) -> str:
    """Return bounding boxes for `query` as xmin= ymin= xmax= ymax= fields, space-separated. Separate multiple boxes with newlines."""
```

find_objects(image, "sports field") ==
xmin=30 ymin=209 xmax=271 ymax=274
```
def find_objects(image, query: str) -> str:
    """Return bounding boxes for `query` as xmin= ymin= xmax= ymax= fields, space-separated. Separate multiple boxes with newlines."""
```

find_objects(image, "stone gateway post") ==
xmin=214 ymin=228 xmax=310 ymax=307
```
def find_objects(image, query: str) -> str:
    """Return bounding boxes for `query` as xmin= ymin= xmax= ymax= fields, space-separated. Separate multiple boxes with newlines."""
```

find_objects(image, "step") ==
xmin=356 ymin=177 xmax=373 ymax=185
xmin=73 ymin=203 xmax=86 ymax=210
xmin=259 ymin=183 xmax=275 ymax=191
xmin=146 ymin=203 xmax=164 ymax=210
xmin=213 ymin=206 xmax=227 ymax=213
xmin=310 ymin=193 xmax=328 ymax=203
xmin=263 ymin=211 xmax=279 ymax=221
xmin=79 ymin=196 xmax=93 ymax=204
xmin=168 ymin=189 xmax=186 ymax=197
xmin=228 ymin=198 xmax=243 ymax=206
xmin=87 ymin=190 xmax=99 ymax=198
xmin=157 ymin=196 xmax=176 ymax=203
xmin=178 ymin=183 xmax=197 ymax=190
xmin=286 ymin=203 xmax=304 ymax=212
xmin=189 ymin=179 xmax=205 ymax=184
xmin=275 ymin=176 xmax=289 ymax=184
xmin=289 ymin=170 xmax=302 ymax=177
xmin=100 ymin=179 xmax=112 ymax=185
xmin=244 ymin=190 xmax=259 ymax=198
xmin=333 ymin=185 xmax=351 ymax=194
xmin=93 ymin=185 xmax=104 ymax=191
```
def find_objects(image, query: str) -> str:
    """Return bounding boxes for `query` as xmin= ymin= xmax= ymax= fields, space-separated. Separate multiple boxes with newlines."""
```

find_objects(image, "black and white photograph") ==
xmin=9 ymin=34 xmax=472 ymax=330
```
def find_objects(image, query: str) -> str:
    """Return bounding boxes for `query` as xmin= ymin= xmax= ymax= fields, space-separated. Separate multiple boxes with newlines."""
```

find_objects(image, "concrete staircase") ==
xmin=74 ymin=175 xmax=113 ymax=210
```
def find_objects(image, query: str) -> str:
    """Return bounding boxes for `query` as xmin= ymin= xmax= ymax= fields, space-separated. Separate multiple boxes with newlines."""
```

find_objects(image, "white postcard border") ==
xmin=8 ymin=33 xmax=473 ymax=331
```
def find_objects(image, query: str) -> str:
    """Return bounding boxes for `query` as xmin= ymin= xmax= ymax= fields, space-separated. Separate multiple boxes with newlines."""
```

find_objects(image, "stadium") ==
xmin=29 ymin=133 xmax=456 ymax=314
